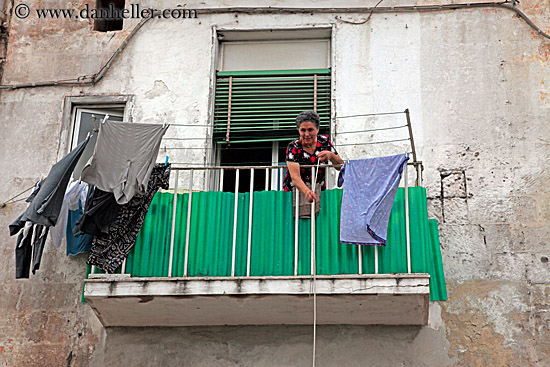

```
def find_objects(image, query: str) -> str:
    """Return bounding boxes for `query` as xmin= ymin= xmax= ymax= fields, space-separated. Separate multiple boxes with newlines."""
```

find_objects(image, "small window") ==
xmin=94 ymin=0 xmax=125 ymax=32
xmin=70 ymin=107 xmax=124 ymax=178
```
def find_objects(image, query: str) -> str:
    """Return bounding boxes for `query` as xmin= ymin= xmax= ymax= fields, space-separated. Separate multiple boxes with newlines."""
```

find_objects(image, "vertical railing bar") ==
xmin=231 ymin=169 xmax=240 ymax=277
xmin=405 ymin=164 xmax=411 ymax=273
xmin=265 ymin=168 xmax=269 ymax=191
xmin=184 ymin=170 xmax=193 ymax=277
xmin=311 ymin=166 xmax=317 ymax=276
xmin=91 ymin=265 xmax=96 ymax=274
xmin=219 ymin=168 xmax=224 ymax=191
xmin=358 ymin=245 xmax=362 ymax=275
xmin=374 ymin=245 xmax=379 ymax=274
xmin=279 ymin=167 xmax=284 ymax=191
xmin=246 ymin=168 xmax=254 ymax=277
xmin=294 ymin=184 xmax=300 ymax=276
xmin=415 ymin=164 xmax=420 ymax=187
xmin=168 ymin=169 xmax=179 ymax=277
xmin=121 ymin=259 xmax=126 ymax=274
xmin=205 ymin=168 xmax=210 ymax=191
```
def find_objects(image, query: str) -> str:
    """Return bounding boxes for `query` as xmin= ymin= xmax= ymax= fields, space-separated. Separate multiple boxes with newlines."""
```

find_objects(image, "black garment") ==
xmin=9 ymin=137 xmax=90 ymax=235
xmin=73 ymin=186 xmax=122 ymax=237
xmin=15 ymin=224 xmax=34 ymax=279
xmin=15 ymin=224 xmax=49 ymax=279
xmin=87 ymin=164 xmax=171 ymax=273
xmin=31 ymin=225 xmax=49 ymax=274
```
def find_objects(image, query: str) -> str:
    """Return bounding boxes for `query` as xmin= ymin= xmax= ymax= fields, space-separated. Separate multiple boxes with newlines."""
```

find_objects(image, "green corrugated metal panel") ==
xmin=116 ymin=187 xmax=447 ymax=301
xmin=428 ymin=219 xmax=448 ymax=301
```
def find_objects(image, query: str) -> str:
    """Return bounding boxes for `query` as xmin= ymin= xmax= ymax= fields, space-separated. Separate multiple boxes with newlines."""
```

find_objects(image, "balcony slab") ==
xmin=84 ymin=274 xmax=430 ymax=327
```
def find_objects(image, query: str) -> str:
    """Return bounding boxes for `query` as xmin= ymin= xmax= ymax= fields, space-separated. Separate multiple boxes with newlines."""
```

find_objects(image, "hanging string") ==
xmin=0 ymin=184 xmax=35 ymax=208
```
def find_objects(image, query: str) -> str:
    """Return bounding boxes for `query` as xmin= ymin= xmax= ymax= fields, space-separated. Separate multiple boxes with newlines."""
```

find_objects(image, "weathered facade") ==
xmin=1 ymin=0 xmax=549 ymax=365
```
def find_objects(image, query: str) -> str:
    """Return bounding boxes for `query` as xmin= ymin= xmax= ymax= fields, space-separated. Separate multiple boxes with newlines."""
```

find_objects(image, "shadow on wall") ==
xmin=97 ymin=324 xmax=450 ymax=367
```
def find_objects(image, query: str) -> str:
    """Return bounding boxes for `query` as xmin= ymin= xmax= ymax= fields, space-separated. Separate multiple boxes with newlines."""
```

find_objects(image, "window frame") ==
xmin=70 ymin=107 xmax=125 ymax=150
xmin=211 ymin=28 xmax=335 ymax=192
xmin=59 ymin=95 xmax=133 ymax=161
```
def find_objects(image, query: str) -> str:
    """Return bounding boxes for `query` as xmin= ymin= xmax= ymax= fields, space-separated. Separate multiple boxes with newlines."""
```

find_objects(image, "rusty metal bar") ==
xmin=225 ymin=76 xmax=233 ymax=143
xmin=314 ymin=74 xmax=318 ymax=112
xmin=405 ymin=109 xmax=417 ymax=163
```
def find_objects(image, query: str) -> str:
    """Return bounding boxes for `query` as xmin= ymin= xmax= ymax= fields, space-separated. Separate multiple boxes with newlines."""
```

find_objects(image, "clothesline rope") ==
xmin=0 ymin=184 xmax=35 ymax=208
xmin=163 ymin=138 xmax=410 ymax=151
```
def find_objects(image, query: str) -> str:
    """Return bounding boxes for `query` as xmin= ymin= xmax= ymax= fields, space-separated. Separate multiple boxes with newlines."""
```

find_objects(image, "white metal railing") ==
xmin=91 ymin=161 xmax=423 ymax=277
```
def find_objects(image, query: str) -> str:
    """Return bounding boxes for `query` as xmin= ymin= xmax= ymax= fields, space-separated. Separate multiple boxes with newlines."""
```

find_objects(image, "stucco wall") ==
xmin=1 ymin=0 xmax=549 ymax=365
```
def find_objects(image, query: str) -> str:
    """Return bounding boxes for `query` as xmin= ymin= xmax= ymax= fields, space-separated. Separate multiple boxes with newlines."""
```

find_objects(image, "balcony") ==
xmin=84 ymin=163 xmax=446 ymax=327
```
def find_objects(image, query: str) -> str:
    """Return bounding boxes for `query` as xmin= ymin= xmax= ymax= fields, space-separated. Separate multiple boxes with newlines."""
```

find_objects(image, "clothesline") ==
xmin=163 ymin=138 xmax=410 ymax=150
xmin=161 ymin=125 xmax=408 ymax=141
xmin=0 ymin=184 xmax=35 ymax=207
xmin=120 ymin=111 xmax=406 ymax=128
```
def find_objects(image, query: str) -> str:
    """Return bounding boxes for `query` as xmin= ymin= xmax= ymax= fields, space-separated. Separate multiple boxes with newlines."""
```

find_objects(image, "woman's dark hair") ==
xmin=296 ymin=110 xmax=320 ymax=129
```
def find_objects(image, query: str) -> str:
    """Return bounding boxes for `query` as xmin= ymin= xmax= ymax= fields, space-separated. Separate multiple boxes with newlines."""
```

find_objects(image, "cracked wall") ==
xmin=1 ymin=0 xmax=550 ymax=365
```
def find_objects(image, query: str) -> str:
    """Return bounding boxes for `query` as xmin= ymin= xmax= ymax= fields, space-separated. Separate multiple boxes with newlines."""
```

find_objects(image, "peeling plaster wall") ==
xmin=1 ymin=0 xmax=550 ymax=365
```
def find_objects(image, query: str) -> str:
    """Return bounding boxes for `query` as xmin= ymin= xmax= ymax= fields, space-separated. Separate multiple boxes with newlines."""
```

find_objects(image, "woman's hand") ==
xmin=317 ymin=150 xmax=334 ymax=162
xmin=305 ymin=188 xmax=318 ymax=203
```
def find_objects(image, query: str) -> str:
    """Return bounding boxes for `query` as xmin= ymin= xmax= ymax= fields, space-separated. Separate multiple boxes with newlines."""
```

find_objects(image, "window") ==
xmin=70 ymin=107 xmax=124 ymax=178
xmin=213 ymin=30 xmax=332 ymax=192
xmin=94 ymin=0 xmax=125 ymax=32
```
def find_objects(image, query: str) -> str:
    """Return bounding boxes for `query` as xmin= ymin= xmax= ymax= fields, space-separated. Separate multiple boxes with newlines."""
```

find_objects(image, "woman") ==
xmin=283 ymin=111 xmax=344 ymax=203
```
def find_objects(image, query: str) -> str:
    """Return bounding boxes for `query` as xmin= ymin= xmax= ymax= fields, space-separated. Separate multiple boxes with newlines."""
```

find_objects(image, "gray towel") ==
xmin=81 ymin=121 xmax=168 ymax=204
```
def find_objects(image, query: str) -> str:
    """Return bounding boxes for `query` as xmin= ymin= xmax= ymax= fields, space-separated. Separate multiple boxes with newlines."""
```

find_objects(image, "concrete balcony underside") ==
xmin=84 ymin=274 xmax=430 ymax=327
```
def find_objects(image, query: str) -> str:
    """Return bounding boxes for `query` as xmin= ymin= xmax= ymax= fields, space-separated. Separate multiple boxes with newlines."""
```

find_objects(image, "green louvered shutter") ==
xmin=214 ymin=69 xmax=331 ymax=144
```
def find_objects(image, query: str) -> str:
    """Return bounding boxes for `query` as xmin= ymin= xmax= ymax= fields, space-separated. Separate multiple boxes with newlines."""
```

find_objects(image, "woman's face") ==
xmin=299 ymin=121 xmax=319 ymax=146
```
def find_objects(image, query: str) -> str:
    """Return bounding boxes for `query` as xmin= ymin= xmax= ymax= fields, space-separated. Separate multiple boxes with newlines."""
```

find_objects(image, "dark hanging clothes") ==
xmin=31 ymin=225 xmax=49 ymax=274
xmin=87 ymin=164 xmax=171 ymax=273
xmin=67 ymin=202 xmax=94 ymax=256
xmin=73 ymin=186 xmax=122 ymax=237
xmin=10 ymin=137 xmax=90 ymax=279
xmin=15 ymin=223 xmax=34 ymax=279
xmin=9 ymin=137 xmax=91 ymax=235
xmin=15 ymin=223 xmax=49 ymax=279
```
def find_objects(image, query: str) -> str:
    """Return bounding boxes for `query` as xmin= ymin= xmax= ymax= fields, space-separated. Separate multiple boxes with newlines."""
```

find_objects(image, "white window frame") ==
xmin=70 ymin=107 xmax=125 ymax=149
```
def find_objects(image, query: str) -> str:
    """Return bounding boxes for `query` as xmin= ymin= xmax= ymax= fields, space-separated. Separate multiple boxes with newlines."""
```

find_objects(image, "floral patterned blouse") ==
xmin=283 ymin=135 xmax=338 ymax=192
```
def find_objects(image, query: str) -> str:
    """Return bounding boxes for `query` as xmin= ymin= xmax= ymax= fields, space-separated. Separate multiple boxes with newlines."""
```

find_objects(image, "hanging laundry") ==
xmin=66 ymin=201 xmax=93 ymax=256
xmin=339 ymin=154 xmax=409 ymax=245
xmin=81 ymin=121 xmax=168 ymax=205
xmin=50 ymin=181 xmax=89 ymax=249
xmin=87 ymin=163 xmax=171 ymax=273
xmin=9 ymin=137 xmax=90 ymax=234
xmin=9 ymin=137 xmax=91 ymax=278
xmin=73 ymin=185 xmax=122 ymax=237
